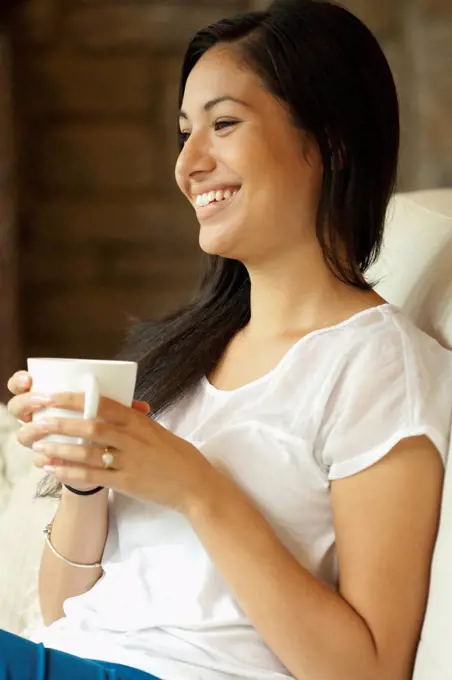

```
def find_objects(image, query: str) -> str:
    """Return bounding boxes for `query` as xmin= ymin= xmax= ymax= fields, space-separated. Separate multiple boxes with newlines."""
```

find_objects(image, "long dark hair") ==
xmin=130 ymin=0 xmax=400 ymax=408
xmin=38 ymin=0 xmax=399 ymax=497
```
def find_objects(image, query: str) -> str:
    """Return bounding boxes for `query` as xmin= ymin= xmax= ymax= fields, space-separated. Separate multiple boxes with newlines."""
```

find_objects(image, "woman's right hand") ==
xmin=7 ymin=371 xmax=101 ymax=492
xmin=7 ymin=371 xmax=86 ymax=488
xmin=7 ymin=371 xmax=149 ymax=491
xmin=7 ymin=370 xmax=52 ymax=428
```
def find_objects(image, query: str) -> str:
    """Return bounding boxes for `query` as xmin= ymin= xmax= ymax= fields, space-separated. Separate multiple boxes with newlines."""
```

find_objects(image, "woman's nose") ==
xmin=176 ymin=132 xmax=216 ymax=181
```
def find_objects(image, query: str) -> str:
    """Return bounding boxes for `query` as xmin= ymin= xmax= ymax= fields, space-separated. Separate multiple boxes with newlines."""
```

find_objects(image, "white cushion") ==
xmin=0 ymin=465 xmax=56 ymax=635
xmin=0 ymin=406 xmax=36 ymax=486
xmin=369 ymin=189 xmax=452 ymax=680
xmin=413 ymin=448 xmax=452 ymax=679
xmin=369 ymin=189 xmax=452 ymax=347
xmin=0 ymin=405 xmax=56 ymax=634
xmin=0 ymin=406 xmax=14 ymax=515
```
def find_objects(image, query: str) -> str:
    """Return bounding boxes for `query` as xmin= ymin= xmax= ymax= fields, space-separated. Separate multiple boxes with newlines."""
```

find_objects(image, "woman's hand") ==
xmin=7 ymin=370 xmax=43 ymax=423
xmin=7 ymin=374 xmax=152 ymax=492
xmin=16 ymin=392 xmax=216 ymax=513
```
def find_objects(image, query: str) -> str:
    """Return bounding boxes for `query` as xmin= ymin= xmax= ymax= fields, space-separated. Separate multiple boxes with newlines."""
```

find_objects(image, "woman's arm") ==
xmin=186 ymin=435 xmax=444 ymax=680
xmin=39 ymin=487 xmax=109 ymax=626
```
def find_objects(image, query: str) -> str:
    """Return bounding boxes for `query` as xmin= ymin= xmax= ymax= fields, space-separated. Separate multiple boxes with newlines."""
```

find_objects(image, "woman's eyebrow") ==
xmin=179 ymin=95 xmax=251 ymax=120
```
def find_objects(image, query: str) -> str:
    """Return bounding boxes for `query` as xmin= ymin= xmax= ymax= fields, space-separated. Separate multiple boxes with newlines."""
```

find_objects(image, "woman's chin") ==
xmin=199 ymin=241 xmax=235 ymax=258
xmin=198 ymin=225 xmax=241 ymax=259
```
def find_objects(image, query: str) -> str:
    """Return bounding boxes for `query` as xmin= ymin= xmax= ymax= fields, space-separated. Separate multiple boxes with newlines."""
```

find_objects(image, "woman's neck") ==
xmin=242 ymin=260 xmax=384 ymax=342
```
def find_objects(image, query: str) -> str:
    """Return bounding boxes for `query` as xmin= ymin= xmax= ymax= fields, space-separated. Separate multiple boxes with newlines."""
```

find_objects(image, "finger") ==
xmin=8 ymin=393 xmax=54 ymax=425
xmin=17 ymin=421 xmax=55 ymax=448
xmin=33 ymin=452 xmax=90 ymax=471
xmin=32 ymin=441 xmax=121 ymax=470
xmin=48 ymin=393 xmax=138 ymax=427
xmin=33 ymin=452 xmax=66 ymax=469
xmin=41 ymin=463 xmax=116 ymax=490
xmin=30 ymin=416 xmax=131 ymax=450
xmin=7 ymin=371 xmax=33 ymax=396
xmin=132 ymin=400 xmax=151 ymax=415
xmin=33 ymin=452 xmax=50 ymax=469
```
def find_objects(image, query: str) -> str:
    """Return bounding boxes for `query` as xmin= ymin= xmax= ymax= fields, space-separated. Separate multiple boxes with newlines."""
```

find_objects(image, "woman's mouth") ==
xmin=193 ymin=186 xmax=241 ymax=219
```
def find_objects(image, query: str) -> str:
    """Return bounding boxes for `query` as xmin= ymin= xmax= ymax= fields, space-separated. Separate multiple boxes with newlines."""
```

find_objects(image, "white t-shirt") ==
xmin=31 ymin=304 xmax=452 ymax=680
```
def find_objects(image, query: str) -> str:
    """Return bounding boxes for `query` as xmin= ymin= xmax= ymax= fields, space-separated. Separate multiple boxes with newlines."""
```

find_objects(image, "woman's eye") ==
xmin=179 ymin=131 xmax=190 ymax=146
xmin=214 ymin=120 xmax=238 ymax=132
xmin=178 ymin=120 xmax=237 ymax=146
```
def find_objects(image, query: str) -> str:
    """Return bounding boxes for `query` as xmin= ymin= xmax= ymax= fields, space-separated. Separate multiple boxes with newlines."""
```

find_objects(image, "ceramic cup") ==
xmin=27 ymin=358 xmax=138 ymax=445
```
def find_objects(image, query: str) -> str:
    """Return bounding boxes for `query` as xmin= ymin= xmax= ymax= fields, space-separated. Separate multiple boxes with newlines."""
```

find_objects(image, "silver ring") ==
xmin=102 ymin=448 xmax=115 ymax=469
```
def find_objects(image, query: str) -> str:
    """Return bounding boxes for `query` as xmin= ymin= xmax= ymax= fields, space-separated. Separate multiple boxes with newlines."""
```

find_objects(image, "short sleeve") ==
xmin=316 ymin=318 xmax=452 ymax=481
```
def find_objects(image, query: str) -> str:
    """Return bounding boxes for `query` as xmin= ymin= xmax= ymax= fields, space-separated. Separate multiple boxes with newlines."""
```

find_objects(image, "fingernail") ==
xmin=32 ymin=441 xmax=46 ymax=451
xmin=39 ymin=418 xmax=57 ymax=428
xmin=18 ymin=375 xmax=30 ymax=386
xmin=30 ymin=395 xmax=53 ymax=406
xmin=43 ymin=465 xmax=56 ymax=473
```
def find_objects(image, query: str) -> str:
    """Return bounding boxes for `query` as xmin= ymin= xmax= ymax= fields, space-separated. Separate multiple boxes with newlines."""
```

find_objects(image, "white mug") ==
xmin=27 ymin=358 xmax=138 ymax=445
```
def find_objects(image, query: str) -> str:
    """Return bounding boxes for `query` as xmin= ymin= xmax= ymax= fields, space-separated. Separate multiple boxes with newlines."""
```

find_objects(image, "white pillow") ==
xmin=0 ymin=405 xmax=57 ymax=635
xmin=369 ymin=190 xmax=452 ymax=348
xmin=0 ymin=464 xmax=56 ymax=634
xmin=413 ymin=438 xmax=452 ymax=680
xmin=0 ymin=405 xmax=16 ymax=514
xmin=369 ymin=189 xmax=452 ymax=680
xmin=0 ymin=407 xmax=35 ymax=486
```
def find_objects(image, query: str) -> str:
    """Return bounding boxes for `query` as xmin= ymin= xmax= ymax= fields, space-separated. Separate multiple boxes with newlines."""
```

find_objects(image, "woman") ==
xmin=3 ymin=1 xmax=452 ymax=679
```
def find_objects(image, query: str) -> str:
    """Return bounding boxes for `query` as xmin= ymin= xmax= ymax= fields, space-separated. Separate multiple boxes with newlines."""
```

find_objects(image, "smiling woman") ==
xmin=3 ymin=1 xmax=452 ymax=680
xmin=175 ymin=46 xmax=326 ymax=263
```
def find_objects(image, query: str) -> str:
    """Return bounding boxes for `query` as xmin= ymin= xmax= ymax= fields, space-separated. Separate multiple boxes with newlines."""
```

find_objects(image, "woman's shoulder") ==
xmin=314 ymin=304 xmax=452 ymax=476
xmin=305 ymin=302 xmax=452 ymax=428
xmin=324 ymin=303 xmax=452 ymax=373
xmin=366 ymin=304 xmax=452 ymax=375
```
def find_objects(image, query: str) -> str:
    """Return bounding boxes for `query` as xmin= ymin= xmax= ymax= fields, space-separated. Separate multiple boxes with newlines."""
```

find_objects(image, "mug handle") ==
xmin=82 ymin=374 xmax=100 ymax=420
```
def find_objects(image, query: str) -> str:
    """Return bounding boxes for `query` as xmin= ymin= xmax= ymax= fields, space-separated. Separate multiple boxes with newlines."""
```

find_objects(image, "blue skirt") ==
xmin=0 ymin=629 xmax=161 ymax=680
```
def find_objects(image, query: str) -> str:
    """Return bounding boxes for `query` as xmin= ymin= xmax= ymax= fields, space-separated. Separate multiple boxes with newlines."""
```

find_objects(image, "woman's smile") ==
xmin=194 ymin=186 xmax=242 ymax=220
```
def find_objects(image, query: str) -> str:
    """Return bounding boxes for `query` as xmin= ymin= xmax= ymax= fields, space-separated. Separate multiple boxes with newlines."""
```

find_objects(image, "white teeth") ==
xmin=195 ymin=187 xmax=239 ymax=207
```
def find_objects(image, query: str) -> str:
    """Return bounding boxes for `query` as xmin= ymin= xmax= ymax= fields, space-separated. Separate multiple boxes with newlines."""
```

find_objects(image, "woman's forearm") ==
xmin=39 ymin=487 xmax=109 ymax=626
xmin=185 ymin=472 xmax=381 ymax=680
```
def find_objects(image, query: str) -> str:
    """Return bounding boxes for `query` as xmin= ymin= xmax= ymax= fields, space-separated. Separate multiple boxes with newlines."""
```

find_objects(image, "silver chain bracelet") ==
xmin=43 ymin=523 xmax=103 ymax=570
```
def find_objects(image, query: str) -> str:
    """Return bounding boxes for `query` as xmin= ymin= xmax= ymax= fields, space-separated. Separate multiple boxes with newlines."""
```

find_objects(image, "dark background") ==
xmin=0 ymin=0 xmax=451 ymax=400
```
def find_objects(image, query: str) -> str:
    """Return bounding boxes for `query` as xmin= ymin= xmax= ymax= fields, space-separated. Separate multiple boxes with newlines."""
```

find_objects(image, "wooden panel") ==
xmin=0 ymin=34 xmax=19 ymax=398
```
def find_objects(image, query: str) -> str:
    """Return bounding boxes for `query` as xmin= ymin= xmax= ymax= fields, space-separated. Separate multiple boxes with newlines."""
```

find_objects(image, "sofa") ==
xmin=0 ymin=189 xmax=451 ymax=678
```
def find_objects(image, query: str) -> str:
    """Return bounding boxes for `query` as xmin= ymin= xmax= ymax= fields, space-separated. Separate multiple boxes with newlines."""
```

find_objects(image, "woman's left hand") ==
xmin=17 ymin=393 xmax=216 ymax=514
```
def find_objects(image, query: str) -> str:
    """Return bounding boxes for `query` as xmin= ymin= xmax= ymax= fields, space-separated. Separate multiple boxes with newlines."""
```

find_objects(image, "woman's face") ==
xmin=175 ymin=45 xmax=323 ymax=264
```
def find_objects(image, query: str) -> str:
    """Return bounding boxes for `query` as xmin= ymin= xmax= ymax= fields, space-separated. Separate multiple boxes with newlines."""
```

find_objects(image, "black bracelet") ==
xmin=64 ymin=485 xmax=104 ymax=496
